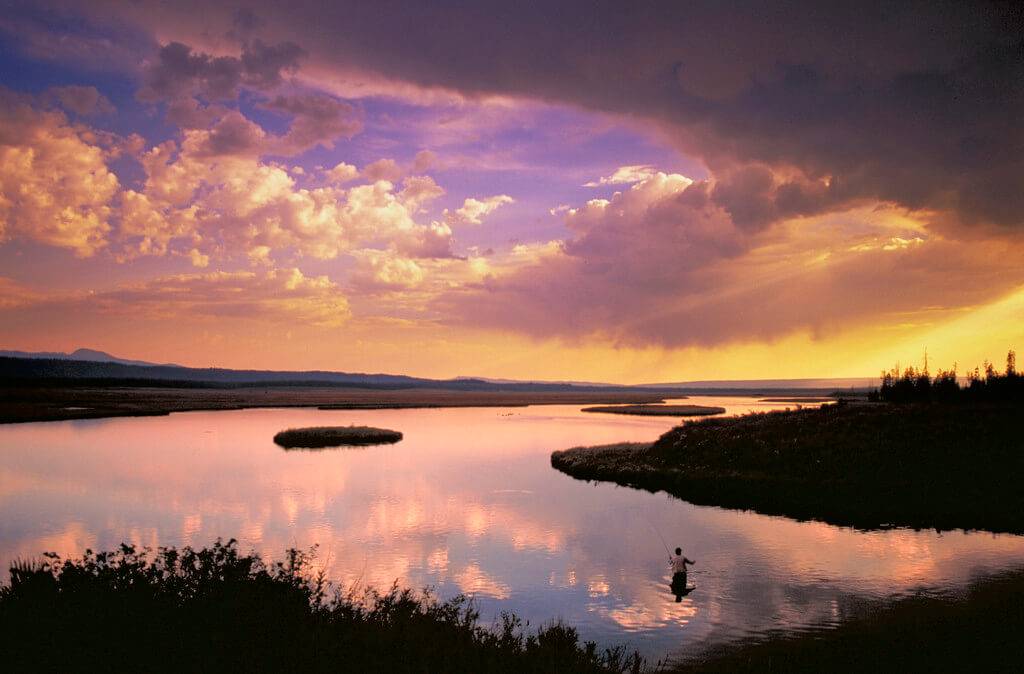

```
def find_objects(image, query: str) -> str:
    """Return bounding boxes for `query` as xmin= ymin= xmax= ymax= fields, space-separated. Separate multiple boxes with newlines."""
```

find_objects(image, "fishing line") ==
xmin=647 ymin=518 xmax=672 ymax=560
xmin=647 ymin=517 xmax=702 ymax=575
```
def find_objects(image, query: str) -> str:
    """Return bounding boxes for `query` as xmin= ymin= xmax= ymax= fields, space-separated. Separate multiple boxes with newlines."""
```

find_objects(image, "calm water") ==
xmin=2 ymin=396 xmax=1023 ymax=664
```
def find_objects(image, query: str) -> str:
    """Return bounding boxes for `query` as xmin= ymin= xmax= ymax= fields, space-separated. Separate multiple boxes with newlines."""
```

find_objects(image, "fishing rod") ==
xmin=648 ymin=519 xmax=672 ymax=561
xmin=648 ymin=519 xmax=701 ymax=573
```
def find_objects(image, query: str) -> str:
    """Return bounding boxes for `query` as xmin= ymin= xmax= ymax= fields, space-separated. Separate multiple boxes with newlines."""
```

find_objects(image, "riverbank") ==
xmin=552 ymin=402 xmax=1024 ymax=533
xmin=0 ymin=386 xmax=667 ymax=424
xmin=674 ymin=568 xmax=1024 ymax=672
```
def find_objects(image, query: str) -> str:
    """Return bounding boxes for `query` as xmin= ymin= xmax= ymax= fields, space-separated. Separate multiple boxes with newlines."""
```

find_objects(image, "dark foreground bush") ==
xmin=0 ymin=540 xmax=643 ymax=673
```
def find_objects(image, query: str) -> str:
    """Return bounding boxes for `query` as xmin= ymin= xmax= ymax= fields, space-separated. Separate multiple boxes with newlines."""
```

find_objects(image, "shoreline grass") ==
xmin=553 ymin=401 xmax=1024 ymax=533
xmin=581 ymin=405 xmax=726 ymax=417
xmin=0 ymin=540 xmax=644 ymax=673
xmin=274 ymin=425 xmax=403 ymax=448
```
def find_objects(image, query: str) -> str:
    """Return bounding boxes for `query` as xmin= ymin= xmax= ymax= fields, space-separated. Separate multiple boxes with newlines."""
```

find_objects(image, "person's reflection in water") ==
xmin=669 ymin=547 xmax=696 ymax=602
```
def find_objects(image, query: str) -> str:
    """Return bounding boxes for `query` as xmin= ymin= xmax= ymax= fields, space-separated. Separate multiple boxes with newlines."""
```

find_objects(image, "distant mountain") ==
xmin=0 ymin=348 xmax=875 ymax=392
xmin=0 ymin=348 xmax=181 ymax=368
xmin=0 ymin=354 xmax=663 ymax=392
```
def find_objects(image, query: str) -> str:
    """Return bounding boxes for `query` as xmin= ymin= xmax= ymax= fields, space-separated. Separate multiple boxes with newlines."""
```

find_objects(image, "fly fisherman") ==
xmin=669 ymin=547 xmax=695 ymax=601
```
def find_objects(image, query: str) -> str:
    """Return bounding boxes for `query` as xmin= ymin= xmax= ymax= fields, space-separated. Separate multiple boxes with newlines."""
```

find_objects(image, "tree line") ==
xmin=869 ymin=350 xmax=1021 ymax=402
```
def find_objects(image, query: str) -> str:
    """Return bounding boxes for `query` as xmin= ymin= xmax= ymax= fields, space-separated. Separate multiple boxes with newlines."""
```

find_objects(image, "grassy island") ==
xmin=553 ymin=401 xmax=1024 ymax=532
xmin=274 ymin=425 xmax=403 ymax=448
xmin=0 ymin=541 xmax=643 ymax=673
xmin=581 ymin=405 xmax=726 ymax=417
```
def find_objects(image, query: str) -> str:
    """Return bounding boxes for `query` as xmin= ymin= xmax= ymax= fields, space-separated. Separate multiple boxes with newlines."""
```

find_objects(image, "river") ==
xmin=2 ymin=396 xmax=1022 ymax=664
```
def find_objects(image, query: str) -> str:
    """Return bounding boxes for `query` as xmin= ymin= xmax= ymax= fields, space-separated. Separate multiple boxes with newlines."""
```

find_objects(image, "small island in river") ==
xmin=274 ymin=426 xmax=403 ymax=449
xmin=581 ymin=404 xmax=726 ymax=417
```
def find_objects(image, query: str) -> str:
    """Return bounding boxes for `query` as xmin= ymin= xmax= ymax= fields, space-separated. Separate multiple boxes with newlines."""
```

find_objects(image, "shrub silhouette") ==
xmin=0 ymin=540 xmax=643 ymax=673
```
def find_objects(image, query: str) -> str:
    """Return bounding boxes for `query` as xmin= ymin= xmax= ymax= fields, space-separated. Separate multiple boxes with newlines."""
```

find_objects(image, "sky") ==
xmin=0 ymin=1 xmax=1022 ymax=382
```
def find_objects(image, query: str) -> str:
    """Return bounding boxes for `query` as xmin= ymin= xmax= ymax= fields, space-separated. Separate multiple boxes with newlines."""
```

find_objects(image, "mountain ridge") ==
xmin=0 ymin=348 xmax=874 ymax=391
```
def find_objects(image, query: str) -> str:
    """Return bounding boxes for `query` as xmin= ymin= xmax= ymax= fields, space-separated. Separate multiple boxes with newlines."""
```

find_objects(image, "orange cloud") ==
xmin=447 ymin=195 xmax=514 ymax=225
xmin=0 ymin=91 xmax=118 ymax=256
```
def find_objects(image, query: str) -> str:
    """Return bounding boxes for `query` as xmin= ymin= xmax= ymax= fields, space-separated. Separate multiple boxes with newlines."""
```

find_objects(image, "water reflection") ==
xmin=1 ymin=397 xmax=1023 ymax=663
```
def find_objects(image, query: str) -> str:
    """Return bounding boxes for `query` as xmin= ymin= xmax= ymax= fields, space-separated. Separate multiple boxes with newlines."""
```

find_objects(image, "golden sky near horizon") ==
xmin=1 ymin=2 xmax=1022 ymax=382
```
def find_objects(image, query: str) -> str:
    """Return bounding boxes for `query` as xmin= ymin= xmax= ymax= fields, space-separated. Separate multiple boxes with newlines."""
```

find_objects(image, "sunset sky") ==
xmin=1 ymin=1 xmax=1022 ymax=382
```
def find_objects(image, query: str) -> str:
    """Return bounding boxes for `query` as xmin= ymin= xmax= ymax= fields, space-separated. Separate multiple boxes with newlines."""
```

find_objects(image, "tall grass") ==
xmin=0 ymin=539 xmax=644 ymax=673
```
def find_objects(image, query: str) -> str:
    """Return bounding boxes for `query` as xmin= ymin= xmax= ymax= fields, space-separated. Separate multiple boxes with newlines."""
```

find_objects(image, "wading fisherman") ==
xmin=669 ymin=547 xmax=695 ymax=602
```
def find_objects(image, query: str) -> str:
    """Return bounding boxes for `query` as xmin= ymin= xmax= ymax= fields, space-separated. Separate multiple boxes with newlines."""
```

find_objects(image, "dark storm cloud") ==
xmin=108 ymin=0 xmax=1020 ymax=229
xmin=138 ymin=38 xmax=304 ymax=101
xmin=18 ymin=1 xmax=1022 ymax=228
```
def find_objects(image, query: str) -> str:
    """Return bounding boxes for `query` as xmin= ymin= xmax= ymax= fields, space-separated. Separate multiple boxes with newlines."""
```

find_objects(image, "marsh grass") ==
xmin=274 ymin=425 xmax=403 ymax=449
xmin=581 ymin=405 xmax=726 ymax=417
xmin=0 ymin=540 xmax=644 ymax=673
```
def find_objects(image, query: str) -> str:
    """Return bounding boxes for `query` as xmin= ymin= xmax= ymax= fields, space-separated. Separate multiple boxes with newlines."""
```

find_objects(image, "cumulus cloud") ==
xmin=138 ymin=38 xmax=360 ymax=157
xmin=363 ymin=158 xmax=404 ymax=182
xmin=326 ymin=161 xmax=359 ymax=184
xmin=45 ymin=85 xmax=115 ymax=116
xmin=350 ymin=249 xmax=425 ymax=290
xmin=260 ymin=92 xmax=362 ymax=155
xmin=168 ymin=95 xmax=360 ymax=159
xmin=0 ymin=85 xmax=443 ymax=267
xmin=185 ymin=110 xmax=267 ymax=157
xmin=187 ymin=248 xmax=209 ymax=267
xmin=118 ymin=134 xmax=456 ymax=264
xmin=412 ymin=149 xmax=436 ymax=173
xmin=583 ymin=165 xmax=658 ymax=187
xmin=139 ymin=39 xmax=303 ymax=102
xmin=398 ymin=175 xmax=445 ymax=212
xmin=0 ymin=91 xmax=118 ymax=256
xmin=396 ymin=220 xmax=454 ymax=259
xmin=448 ymin=195 xmax=513 ymax=225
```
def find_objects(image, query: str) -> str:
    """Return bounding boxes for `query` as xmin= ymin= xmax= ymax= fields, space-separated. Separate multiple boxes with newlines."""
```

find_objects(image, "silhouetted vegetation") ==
xmin=869 ymin=349 xmax=1023 ymax=403
xmin=673 ymin=569 xmax=1024 ymax=673
xmin=274 ymin=425 xmax=403 ymax=448
xmin=0 ymin=540 xmax=643 ymax=673
xmin=581 ymin=405 xmax=726 ymax=417
xmin=553 ymin=401 xmax=1024 ymax=532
